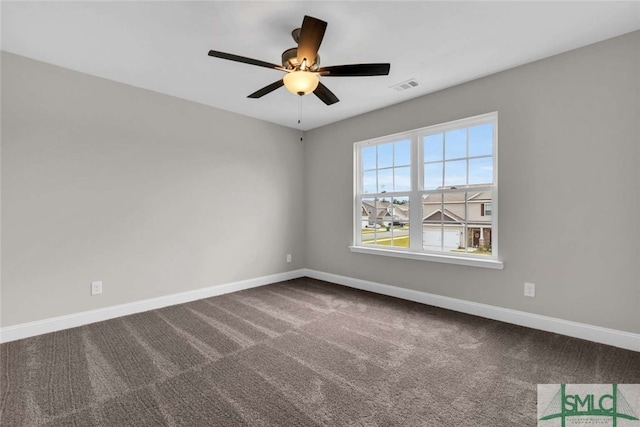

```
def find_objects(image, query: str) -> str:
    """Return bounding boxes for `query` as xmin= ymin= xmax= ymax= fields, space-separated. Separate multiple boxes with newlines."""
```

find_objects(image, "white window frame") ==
xmin=350 ymin=112 xmax=503 ymax=270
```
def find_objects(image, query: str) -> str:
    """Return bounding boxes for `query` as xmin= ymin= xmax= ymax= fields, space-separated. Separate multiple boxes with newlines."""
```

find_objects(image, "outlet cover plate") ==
xmin=91 ymin=281 xmax=103 ymax=295
xmin=524 ymin=282 xmax=535 ymax=297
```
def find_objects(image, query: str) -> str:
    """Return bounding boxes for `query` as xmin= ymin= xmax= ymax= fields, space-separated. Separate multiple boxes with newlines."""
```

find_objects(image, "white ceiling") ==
xmin=2 ymin=1 xmax=639 ymax=130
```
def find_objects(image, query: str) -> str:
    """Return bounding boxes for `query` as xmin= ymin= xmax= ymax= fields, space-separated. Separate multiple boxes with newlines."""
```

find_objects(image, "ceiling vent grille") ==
xmin=390 ymin=79 xmax=420 ymax=92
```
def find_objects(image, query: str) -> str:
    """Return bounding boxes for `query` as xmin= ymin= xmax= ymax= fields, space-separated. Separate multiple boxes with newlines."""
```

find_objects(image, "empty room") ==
xmin=1 ymin=1 xmax=640 ymax=426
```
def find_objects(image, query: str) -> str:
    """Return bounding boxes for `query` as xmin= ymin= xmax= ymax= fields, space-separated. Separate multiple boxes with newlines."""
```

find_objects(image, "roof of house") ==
xmin=362 ymin=200 xmax=410 ymax=221
xmin=423 ymin=190 xmax=491 ymax=204
xmin=423 ymin=209 xmax=465 ymax=223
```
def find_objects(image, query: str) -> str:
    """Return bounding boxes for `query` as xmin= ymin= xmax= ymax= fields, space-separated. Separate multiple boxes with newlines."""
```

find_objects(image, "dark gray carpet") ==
xmin=1 ymin=277 xmax=639 ymax=426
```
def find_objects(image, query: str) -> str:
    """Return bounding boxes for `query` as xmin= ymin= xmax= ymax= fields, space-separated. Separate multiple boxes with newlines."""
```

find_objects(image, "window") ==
xmin=353 ymin=112 xmax=501 ymax=269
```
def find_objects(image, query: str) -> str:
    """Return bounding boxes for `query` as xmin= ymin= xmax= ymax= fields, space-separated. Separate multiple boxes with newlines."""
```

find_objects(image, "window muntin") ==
xmin=362 ymin=140 xmax=411 ymax=194
xmin=422 ymin=191 xmax=494 ymax=255
xmin=355 ymin=112 xmax=497 ymax=262
xmin=422 ymin=125 xmax=494 ymax=190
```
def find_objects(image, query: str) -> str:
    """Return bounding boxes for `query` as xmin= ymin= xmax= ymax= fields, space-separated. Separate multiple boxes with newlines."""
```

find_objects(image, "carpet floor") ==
xmin=1 ymin=277 xmax=639 ymax=426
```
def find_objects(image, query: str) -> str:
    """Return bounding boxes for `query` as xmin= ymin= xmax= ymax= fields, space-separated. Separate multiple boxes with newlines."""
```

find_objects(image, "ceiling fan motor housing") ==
xmin=282 ymin=47 xmax=320 ymax=71
xmin=291 ymin=28 xmax=301 ymax=43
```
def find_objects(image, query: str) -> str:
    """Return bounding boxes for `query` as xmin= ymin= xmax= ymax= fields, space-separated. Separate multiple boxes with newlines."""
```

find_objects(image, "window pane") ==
xmin=422 ymin=193 xmax=443 ymax=251
xmin=443 ymin=193 xmax=466 ymax=253
xmin=378 ymin=143 xmax=393 ymax=168
xmin=394 ymin=139 xmax=411 ymax=166
xmin=378 ymin=168 xmax=393 ymax=193
xmin=361 ymin=198 xmax=379 ymax=245
xmin=469 ymin=124 xmax=493 ymax=157
xmin=445 ymin=129 xmax=466 ymax=160
xmin=444 ymin=160 xmax=466 ymax=187
xmin=424 ymin=163 xmax=443 ymax=190
xmin=467 ymin=191 xmax=492 ymax=255
xmin=424 ymin=134 xmax=443 ymax=162
xmin=469 ymin=157 xmax=493 ymax=185
xmin=363 ymin=170 xmax=377 ymax=194
xmin=362 ymin=146 xmax=376 ymax=170
xmin=389 ymin=197 xmax=410 ymax=247
xmin=394 ymin=166 xmax=411 ymax=191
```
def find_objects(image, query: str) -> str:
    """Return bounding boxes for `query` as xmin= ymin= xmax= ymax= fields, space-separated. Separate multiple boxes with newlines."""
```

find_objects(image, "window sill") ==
xmin=348 ymin=246 xmax=504 ymax=270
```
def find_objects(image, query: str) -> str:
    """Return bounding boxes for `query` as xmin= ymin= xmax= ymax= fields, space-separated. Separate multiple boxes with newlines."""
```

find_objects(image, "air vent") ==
xmin=390 ymin=79 xmax=420 ymax=92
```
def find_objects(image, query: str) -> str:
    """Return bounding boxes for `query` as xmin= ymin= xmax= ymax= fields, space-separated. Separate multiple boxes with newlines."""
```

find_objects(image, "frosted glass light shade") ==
xmin=283 ymin=71 xmax=319 ymax=96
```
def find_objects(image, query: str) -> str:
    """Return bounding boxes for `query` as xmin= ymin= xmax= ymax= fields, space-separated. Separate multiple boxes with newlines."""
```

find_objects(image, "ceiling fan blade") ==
xmin=319 ymin=63 xmax=391 ymax=77
xmin=247 ymin=80 xmax=284 ymax=98
xmin=296 ymin=16 xmax=327 ymax=67
xmin=313 ymin=82 xmax=339 ymax=105
xmin=208 ymin=50 xmax=284 ymax=71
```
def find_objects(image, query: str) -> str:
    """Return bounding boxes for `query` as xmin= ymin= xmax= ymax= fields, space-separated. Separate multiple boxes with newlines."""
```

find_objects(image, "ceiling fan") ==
xmin=208 ymin=15 xmax=391 ymax=106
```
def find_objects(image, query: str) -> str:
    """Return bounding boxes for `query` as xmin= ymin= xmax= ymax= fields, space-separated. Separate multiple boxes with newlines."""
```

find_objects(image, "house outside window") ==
xmin=353 ymin=112 xmax=501 ymax=268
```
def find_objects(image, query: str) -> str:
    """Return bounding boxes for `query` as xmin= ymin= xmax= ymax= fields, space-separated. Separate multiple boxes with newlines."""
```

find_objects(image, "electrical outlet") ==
xmin=91 ymin=281 xmax=102 ymax=295
xmin=286 ymin=254 xmax=292 ymax=263
xmin=524 ymin=282 xmax=535 ymax=298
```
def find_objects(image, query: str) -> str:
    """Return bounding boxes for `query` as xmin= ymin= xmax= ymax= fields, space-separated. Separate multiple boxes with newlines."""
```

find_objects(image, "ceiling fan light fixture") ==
xmin=283 ymin=71 xmax=319 ymax=96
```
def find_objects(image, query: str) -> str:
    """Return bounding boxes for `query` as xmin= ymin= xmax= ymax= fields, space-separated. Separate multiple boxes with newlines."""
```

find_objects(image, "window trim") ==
xmin=352 ymin=112 xmax=502 ymax=269
xmin=348 ymin=245 xmax=504 ymax=269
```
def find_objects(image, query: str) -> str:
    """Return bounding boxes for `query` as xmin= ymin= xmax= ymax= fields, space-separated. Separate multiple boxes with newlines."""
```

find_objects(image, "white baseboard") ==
xmin=4 ymin=268 xmax=639 ymax=352
xmin=0 ymin=269 xmax=306 ymax=344
xmin=303 ymin=269 xmax=640 ymax=353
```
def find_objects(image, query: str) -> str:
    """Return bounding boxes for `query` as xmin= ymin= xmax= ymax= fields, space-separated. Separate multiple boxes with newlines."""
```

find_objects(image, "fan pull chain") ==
xmin=298 ymin=96 xmax=303 ymax=142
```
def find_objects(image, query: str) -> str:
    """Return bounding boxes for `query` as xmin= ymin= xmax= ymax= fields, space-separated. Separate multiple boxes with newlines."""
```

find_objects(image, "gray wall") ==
xmin=1 ymin=52 xmax=304 ymax=327
xmin=2 ymin=31 xmax=639 ymax=335
xmin=304 ymin=31 xmax=640 ymax=334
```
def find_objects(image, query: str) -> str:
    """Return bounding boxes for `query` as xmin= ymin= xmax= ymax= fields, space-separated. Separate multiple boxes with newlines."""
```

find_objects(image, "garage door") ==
xmin=423 ymin=230 xmax=460 ymax=250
